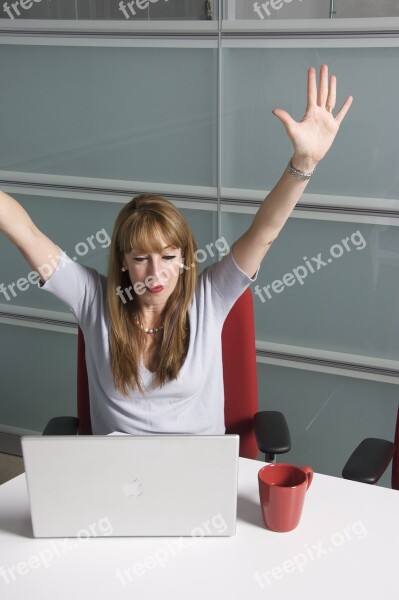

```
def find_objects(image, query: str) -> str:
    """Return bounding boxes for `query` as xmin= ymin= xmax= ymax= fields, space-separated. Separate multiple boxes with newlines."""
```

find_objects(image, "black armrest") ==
xmin=342 ymin=438 xmax=395 ymax=485
xmin=254 ymin=410 xmax=291 ymax=461
xmin=42 ymin=416 xmax=80 ymax=436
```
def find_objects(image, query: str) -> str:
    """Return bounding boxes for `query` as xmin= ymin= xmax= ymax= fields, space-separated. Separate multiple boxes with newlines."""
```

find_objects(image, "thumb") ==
xmin=272 ymin=108 xmax=296 ymax=131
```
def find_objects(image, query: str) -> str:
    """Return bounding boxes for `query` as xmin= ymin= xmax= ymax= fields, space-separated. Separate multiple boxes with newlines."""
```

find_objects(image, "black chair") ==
xmin=342 ymin=404 xmax=399 ymax=489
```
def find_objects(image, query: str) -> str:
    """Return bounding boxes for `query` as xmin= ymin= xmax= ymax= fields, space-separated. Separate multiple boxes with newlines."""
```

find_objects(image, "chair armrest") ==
xmin=342 ymin=438 xmax=395 ymax=485
xmin=254 ymin=410 xmax=291 ymax=461
xmin=42 ymin=416 xmax=80 ymax=436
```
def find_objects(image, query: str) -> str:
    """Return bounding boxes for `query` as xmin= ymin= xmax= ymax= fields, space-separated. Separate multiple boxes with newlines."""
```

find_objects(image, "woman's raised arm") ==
xmin=0 ymin=190 xmax=60 ymax=283
xmin=232 ymin=64 xmax=353 ymax=279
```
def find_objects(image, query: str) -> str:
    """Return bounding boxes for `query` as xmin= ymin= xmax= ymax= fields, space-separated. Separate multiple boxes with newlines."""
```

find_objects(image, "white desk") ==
xmin=0 ymin=457 xmax=398 ymax=600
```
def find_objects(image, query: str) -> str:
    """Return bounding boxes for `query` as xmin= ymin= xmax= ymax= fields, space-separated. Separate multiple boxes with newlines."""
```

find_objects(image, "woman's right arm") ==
xmin=0 ymin=190 xmax=60 ymax=283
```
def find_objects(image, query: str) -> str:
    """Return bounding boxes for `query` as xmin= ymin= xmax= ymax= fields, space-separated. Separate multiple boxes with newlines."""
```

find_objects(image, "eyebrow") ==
xmin=130 ymin=246 xmax=177 ymax=254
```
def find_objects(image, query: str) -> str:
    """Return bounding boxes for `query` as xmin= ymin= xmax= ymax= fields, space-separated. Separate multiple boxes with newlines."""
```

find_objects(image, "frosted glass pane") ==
xmin=257 ymin=363 xmax=398 ymax=488
xmin=224 ymin=0 xmax=330 ymax=20
xmin=223 ymin=0 xmax=398 ymax=21
xmin=0 ymin=0 xmax=217 ymax=20
xmin=334 ymin=0 xmax=399 ymax=18
xmin=0 ymin=45 xmax=217 ymax=187
xmin=0 ymin=192 xmax=217 ymax=313
xmin=222 ymin=47 xmax=399 ymax=200
xmin=0 ymin=323 xmax=76 ymax=432
xmin=222 ymin=210 xmax=399 ymax=360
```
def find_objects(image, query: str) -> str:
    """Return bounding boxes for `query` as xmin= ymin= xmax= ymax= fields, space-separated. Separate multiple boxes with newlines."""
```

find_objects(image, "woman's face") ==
xmin=122 ymin=235 xmax=184 ymax=309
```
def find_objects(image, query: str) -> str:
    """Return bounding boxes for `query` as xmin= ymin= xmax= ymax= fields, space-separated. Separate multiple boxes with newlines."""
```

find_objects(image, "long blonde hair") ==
xmin=106 ymin=194 xmax=198 ymax=396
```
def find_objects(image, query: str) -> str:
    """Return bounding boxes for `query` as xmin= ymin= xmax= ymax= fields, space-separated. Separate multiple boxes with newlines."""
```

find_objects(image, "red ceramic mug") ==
xmin=258 ymin=463 xmax=314 ymax=532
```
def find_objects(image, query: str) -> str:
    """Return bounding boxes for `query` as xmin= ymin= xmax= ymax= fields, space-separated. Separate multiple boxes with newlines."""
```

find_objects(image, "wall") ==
xmin=0 ymin=0 xmax=398 ymax=488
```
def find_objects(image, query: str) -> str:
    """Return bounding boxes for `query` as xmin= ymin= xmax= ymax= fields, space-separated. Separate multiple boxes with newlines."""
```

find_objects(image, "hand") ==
xmin=272 ymin=64 xmax=353 ymax=173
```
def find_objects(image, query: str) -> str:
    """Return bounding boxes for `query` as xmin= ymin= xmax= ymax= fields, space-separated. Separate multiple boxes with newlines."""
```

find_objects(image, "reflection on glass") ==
xmin=257 ymin=362 xmax=398 ymax=488
xmin=0 ymin=0 xmax=217 ymax=21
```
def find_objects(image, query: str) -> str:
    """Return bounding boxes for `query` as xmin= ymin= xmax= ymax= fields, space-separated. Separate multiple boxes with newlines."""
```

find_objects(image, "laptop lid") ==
xmin=21 ymin=434 xmax=239 ymax=538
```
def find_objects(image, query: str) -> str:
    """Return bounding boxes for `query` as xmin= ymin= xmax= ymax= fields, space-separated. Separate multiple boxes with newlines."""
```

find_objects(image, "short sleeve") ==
xmin=39 ymin=247 xmax=102 ymax=323
xmin=201 ymin=249 xmax=259 ymax=320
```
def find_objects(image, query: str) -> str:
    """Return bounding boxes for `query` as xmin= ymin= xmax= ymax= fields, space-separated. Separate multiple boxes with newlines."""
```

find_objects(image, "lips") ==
xmin=146 ymin=285 xmax=164 ymax=294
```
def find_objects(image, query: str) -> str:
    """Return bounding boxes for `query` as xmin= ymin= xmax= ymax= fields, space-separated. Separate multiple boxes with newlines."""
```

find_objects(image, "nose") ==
xmin=147 ymin=256 xmax=164 ymax=280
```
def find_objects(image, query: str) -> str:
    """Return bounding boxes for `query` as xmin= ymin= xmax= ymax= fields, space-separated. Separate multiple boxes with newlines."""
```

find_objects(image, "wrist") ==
xmin=286 ymin=155 xmax=316 ymax=182
xmin=291 ymin=154 xmax=318 ymax=174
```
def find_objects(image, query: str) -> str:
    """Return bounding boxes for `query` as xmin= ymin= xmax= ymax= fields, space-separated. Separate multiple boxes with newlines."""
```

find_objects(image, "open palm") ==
xmin=273 ymin=64 xmax=353 ymax=167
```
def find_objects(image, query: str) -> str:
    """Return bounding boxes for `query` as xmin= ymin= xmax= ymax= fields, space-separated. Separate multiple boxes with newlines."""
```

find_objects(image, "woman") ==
xmin=0 ymin=65 xmax=352 ymax=435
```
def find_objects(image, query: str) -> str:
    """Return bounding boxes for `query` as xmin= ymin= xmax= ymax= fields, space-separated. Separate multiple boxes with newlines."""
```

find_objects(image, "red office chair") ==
xmin=342 ymin=404 xmax=399 ymax=490
xmin=43 ymin=288 xmax=291 ymax=461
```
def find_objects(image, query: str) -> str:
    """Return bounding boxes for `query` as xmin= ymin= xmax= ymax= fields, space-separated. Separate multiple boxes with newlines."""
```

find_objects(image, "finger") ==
xmin=272 ymin=108 xmax=297 ymax=131
xmin=317 ymin=64 xmax=329 ymax=107
xmin=307 ymin=67 xmax=317 ymax=109
xmin=325 ymin=74 xmax=336 ymax=110
xmin=335 ymin=96 xmax=353 ymax=125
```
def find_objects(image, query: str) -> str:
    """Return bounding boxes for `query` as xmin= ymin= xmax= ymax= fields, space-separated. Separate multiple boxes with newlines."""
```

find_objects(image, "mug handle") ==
xmin=300 ymin=466 xmax=314 ymax=490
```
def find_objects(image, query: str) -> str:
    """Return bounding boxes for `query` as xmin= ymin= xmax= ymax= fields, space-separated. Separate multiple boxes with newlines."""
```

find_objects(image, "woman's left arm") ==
xmin=232 ymin=64 xmax=353 ymax=279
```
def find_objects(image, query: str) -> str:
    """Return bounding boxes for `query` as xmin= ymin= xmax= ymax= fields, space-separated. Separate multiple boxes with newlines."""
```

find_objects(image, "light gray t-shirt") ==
xmin=40 ymin=248 xmax=259 ymax=435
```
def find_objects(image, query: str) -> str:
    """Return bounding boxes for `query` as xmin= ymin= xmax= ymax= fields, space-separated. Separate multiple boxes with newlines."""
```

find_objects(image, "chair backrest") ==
xmin=76 ymin=288 xmax=259 ymax=459
xmin=222 ymin=288 xmax=258 ymax=458
xmin=76 ymin=329 xmax=91 ymax=436
xmin=392 ymin=406 xmax=399 ymax=490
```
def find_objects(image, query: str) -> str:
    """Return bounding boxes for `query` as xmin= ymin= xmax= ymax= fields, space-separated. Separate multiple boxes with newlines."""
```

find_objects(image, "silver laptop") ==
xmin=21 ymin=434 xmax=239 ymax=538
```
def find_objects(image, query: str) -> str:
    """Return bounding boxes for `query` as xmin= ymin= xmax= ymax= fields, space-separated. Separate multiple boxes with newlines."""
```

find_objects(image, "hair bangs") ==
xmin=119 ymin=211 xmax=183 ymax=256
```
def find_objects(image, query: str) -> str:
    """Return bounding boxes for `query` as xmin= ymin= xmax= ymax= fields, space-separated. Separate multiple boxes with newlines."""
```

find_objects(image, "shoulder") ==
xmin=39 ymin=248 xmax=105 ymax=321
xmin=200 ymin=249 xmax=258 ymax=288
xmin=194 ymin=250 xmax=258 ymax=318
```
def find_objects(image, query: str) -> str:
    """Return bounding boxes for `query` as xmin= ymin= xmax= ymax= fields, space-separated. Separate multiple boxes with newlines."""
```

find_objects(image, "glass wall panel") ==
xmin=334 ymin=0 xmax=399 ymax=19
xmin=257 ymin=362 xmax=398 ymax=488
xmin=0 ymin=191 xmax=218 ymax=314
xmin=0 ymin=0 xmax=218 ymax=21
xmin=223 ymin=0 xmax=399 ymax=21
xmin=224 ymin=0 xmax=330 ymax=21
xmin=0 ymin=44 xmax=217 ymax=190
xmin=222 ymin=45 xmax=399 ymax=201
xmin=222 ymin=209 xmax=399 ymax=360
xmin=0 ymin=323 xmax=77 ymax=431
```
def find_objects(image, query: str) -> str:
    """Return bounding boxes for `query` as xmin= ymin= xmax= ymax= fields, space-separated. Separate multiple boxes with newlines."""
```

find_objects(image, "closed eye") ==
xmin=132 ymin=255 xmax=177 ymax=263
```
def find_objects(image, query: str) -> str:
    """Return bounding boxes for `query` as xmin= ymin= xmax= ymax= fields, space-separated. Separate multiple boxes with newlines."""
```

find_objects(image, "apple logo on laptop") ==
xmin=122 ymin=478 xmax=143 ymax=497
